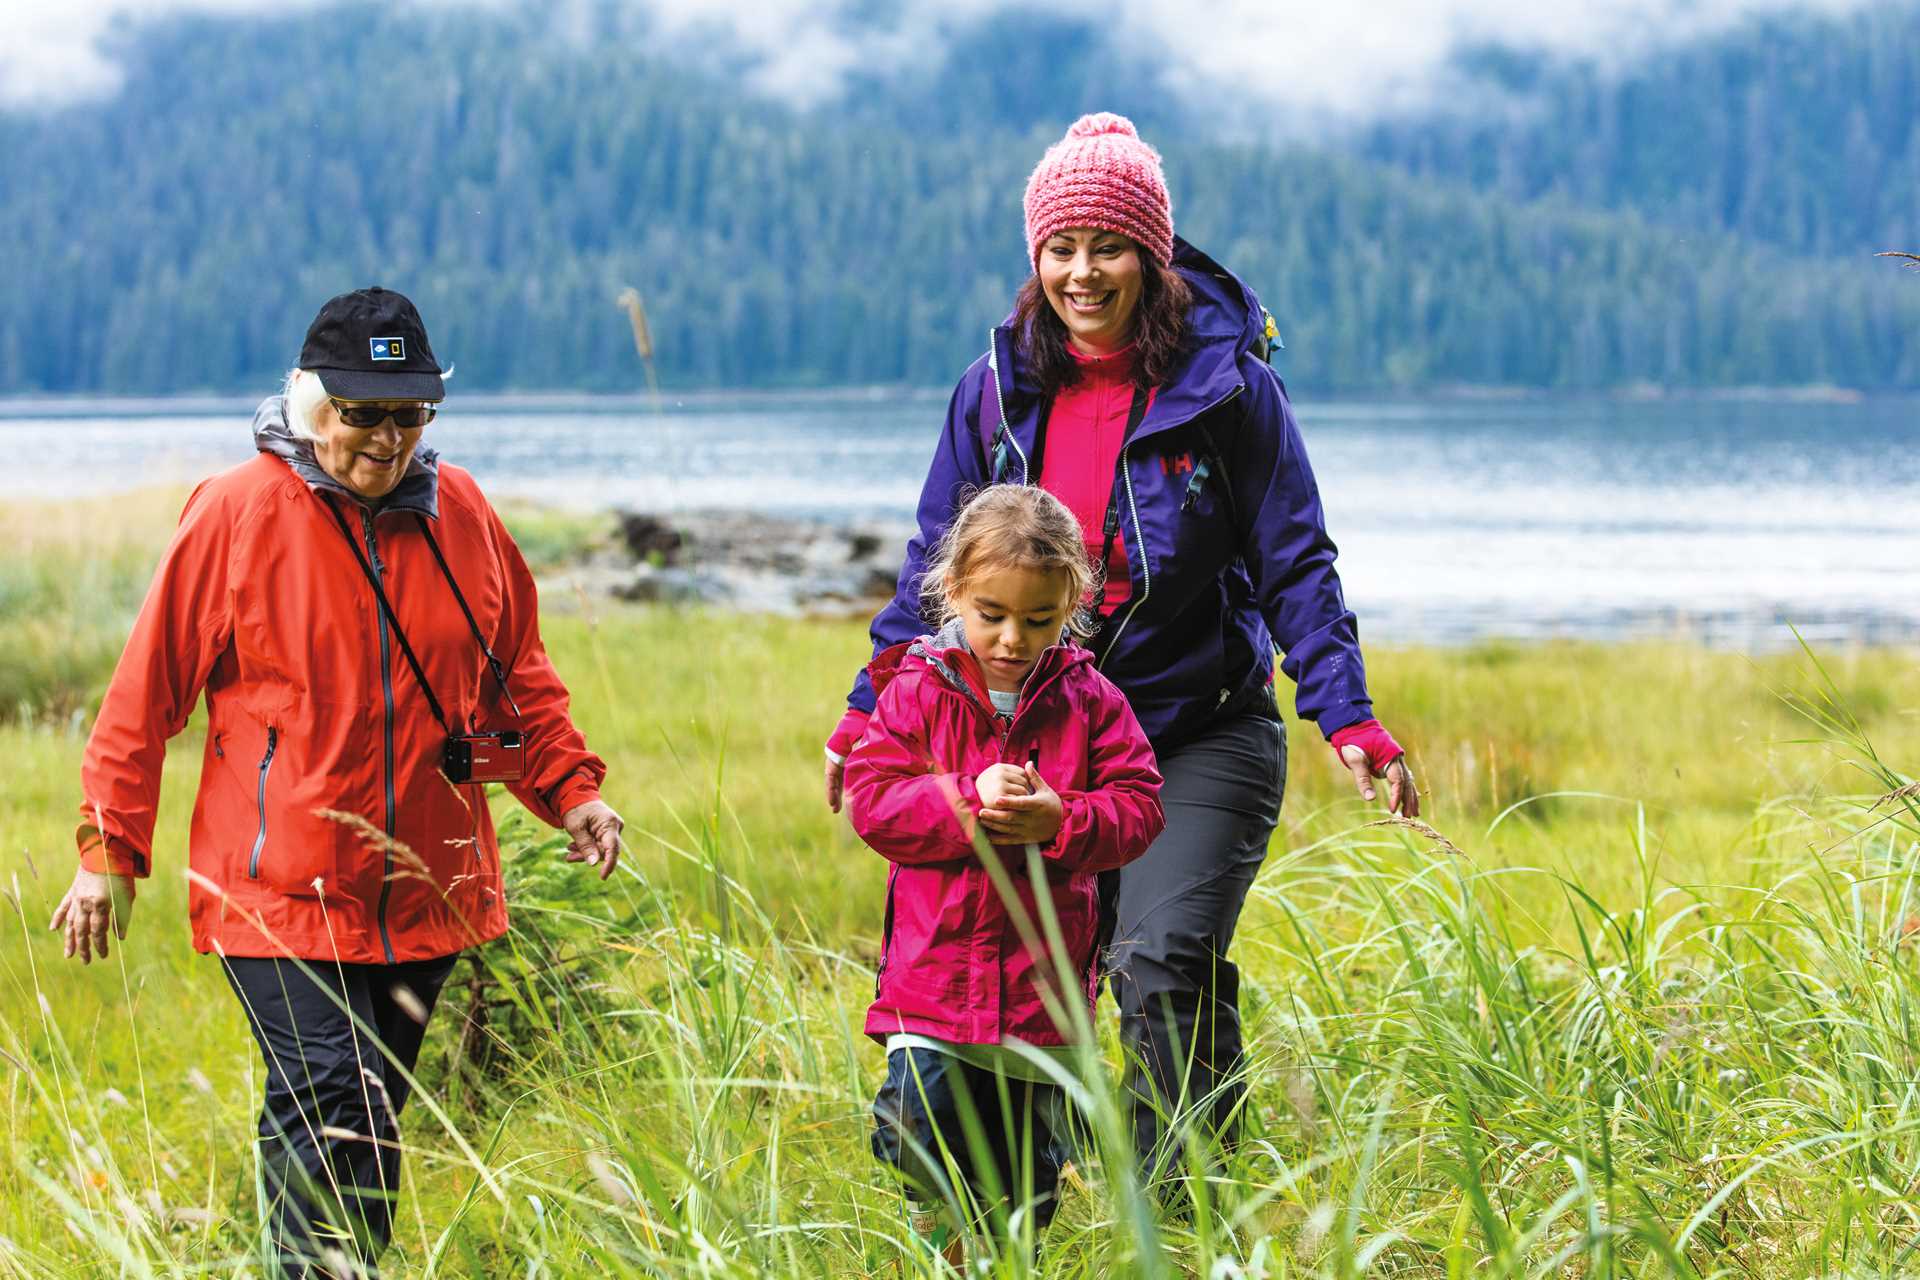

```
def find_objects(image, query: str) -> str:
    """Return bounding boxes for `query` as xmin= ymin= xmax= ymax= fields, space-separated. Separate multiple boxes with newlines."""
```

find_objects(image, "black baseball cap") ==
xmin=299 ymin=286 xmax=447 ymax=402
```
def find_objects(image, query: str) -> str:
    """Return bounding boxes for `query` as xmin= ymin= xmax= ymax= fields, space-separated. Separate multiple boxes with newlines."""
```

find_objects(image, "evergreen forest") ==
xmin=2 ymin=2 xmax=1916 ymax=395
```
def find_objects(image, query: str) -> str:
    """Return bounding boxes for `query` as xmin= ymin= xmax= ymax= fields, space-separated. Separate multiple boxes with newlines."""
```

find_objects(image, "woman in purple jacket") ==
xmin=825 ymin=113 xmax=1417 ymax=1185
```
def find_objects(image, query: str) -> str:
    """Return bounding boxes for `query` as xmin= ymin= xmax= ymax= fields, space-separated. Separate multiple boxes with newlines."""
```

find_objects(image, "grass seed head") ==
xmin=389 ymin=981 xmax=429 ymax=1025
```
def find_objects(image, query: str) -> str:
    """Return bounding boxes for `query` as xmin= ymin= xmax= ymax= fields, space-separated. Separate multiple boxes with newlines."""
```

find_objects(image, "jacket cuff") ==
xmin=825 ymin=707 xmax=872 ymax=766
xmin=1038 ymin=805 xmax=1076 ymax=863
xmin=76 ymin=825 xmax=150 ymax=878
xmin=950 ymin=772 xmax=985 ymax=844
xmin=952 ymin=772 xmax=983 ymax=817
xmin=1329 ymin=718 xmax=1405 ymax=770
xmin=552 ymin=774 xmax=602 ymax=818
xmin=1317 ymin=704 xmax=1376 ymax=741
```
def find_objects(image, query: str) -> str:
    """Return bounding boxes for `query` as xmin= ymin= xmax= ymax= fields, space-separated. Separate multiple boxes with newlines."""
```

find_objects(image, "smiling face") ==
xmin=1037 ymin=227 xmax=1145 ymax=356
xmin=949 ymin=562 xmax=1074 ymax=693
xmin=311 ymin=400 xmax=426 ymax=499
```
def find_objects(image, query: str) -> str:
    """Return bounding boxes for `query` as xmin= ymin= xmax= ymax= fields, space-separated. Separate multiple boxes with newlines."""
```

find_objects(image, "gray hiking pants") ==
xmin=1105 ymin=686 xmax=1285 ymax=1177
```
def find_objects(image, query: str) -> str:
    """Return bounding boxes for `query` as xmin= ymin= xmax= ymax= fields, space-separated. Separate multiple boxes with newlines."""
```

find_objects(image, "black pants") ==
xmin=871 ymin=1046 xmax=1070 ymax=1232
xmin=1106 ymin=692 xmax=1285 ymax=1179
xmin=222 ymin=953 xmax=460 ymax=1279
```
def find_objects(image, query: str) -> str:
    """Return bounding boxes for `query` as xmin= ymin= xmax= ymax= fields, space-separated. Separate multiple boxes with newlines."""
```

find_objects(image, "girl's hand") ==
xmin=824 ymin=755 xmax=846 ymax=813
xmin=974 ymin=764 xmax=1031 ymax=811
xmin=50 ymin=869 xmax=135 ymax=964
xmin=562 ymin=800 xmax=625 ymax=880
xmin=1340 ymin=746 xmax=1420 ymax=818
xmin=823 ymin=709 xmax=870 ymax=814
xmin=978 ymin=764 xmax=1064 ymax=846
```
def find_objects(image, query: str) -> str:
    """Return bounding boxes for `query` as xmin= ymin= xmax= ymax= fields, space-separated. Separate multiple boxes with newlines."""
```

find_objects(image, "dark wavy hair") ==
xmin=1011 ymin=243 xmax=1193 ymax=395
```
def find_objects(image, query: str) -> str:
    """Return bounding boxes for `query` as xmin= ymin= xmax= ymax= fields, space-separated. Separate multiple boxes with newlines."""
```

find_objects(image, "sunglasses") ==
xmin=330 ymin=399 xmax=438 ymax=429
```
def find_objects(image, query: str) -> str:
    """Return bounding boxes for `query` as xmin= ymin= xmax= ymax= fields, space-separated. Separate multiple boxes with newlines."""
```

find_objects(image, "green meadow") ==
xmin=3 ymin=491 xmax=1919 ymax=1277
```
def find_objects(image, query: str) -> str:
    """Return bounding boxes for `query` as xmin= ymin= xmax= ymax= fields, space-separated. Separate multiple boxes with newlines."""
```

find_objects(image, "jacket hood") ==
xmin=993 ymin=236 xmax=1266 ymax=431
xmin=252 ymin=395 xmax=441 ymax=518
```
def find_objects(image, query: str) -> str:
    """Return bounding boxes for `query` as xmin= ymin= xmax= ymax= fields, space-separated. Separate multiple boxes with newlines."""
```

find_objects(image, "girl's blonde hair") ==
xmin=921 ymin=485 xmax=1098 ymax=638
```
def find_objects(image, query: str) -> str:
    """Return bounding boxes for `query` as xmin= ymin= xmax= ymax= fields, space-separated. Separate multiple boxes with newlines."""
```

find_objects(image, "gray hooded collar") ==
xmin=252 ymin=394 xmax=441 ymax=518
xmin=909 ymin=617 xmax=998 ymax=723
xmin=928 ymin=615 xmax=971 ymax=653
xmin=907 ymin=615 xmax=1080 ymax=726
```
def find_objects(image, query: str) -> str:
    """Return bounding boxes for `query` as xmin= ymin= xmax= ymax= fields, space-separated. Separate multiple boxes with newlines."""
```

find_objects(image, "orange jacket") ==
xmin=78 ymin=413 xmax=605 ymax=963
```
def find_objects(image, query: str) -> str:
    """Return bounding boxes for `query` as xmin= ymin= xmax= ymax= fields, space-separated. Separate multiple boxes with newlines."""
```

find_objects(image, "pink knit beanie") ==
xmin=1022 ymin=112 xmax=1174 ymax=269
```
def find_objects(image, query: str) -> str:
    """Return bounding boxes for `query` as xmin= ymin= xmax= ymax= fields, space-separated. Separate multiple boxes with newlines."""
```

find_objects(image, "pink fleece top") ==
xmin=1040 ymin=343 xmax=1153 ymax=613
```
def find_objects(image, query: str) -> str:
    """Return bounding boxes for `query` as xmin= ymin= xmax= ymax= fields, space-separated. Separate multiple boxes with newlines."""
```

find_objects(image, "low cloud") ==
xmin=0 ymin=0 xmax=1880 ymax=114
xmin=0 ymin=1 xmax=327 ymax=106
xmin=646 ymin=0 xmax=1878 ymax=119
xmin=1121 ymin=0 xmax=1875 ymax=118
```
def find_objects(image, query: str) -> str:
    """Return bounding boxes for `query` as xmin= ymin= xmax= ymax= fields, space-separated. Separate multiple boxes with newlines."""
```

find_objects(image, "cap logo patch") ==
xmin=370 ymin=337 xmax=405 ymax=361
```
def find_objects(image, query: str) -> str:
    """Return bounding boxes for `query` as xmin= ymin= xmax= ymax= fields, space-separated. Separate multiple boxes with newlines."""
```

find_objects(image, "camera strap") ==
xmin=411 ymin=514 xmax=522 ymax=717
xmin=319 ymin=497 xmax=520 ymax=733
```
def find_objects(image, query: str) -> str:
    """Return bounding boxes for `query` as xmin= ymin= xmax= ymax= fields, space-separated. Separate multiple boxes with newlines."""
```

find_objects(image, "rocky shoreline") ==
xmin=531 ymin=507 xmax=1920 ymax=653
xmin=544 ymin=509 xmax=914 ymax=616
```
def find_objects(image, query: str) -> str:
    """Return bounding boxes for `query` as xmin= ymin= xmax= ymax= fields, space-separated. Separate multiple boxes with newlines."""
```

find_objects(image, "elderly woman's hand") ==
xmin=562 ymin=800 xmax=625 ymax=880
xmin=50 ymin=869 xmax=136 ymax=964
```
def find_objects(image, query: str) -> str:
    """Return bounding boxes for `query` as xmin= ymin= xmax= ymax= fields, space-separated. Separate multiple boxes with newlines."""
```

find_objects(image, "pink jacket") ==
xmin=845 ymin=622 xmax=1164 ymax=1046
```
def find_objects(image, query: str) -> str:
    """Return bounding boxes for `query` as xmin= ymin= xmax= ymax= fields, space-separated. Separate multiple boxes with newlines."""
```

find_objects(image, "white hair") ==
xmin=281 ymin=367 xmax=329 ymax=444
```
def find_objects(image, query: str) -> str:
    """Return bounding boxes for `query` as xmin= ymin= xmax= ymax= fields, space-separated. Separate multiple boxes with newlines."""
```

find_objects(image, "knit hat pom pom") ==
xmin=1066 ymin=112 xmax=1137 ymax=140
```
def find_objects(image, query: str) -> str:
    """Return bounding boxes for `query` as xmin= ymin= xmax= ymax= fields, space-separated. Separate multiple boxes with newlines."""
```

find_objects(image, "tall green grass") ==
xmin=3 ymin=493 xmax=1919 ymax=1275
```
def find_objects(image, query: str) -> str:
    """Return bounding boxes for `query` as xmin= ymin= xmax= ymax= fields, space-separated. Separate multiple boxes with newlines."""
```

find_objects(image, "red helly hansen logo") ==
xmin=1160 ymin=452 xmax=1194 ymax=476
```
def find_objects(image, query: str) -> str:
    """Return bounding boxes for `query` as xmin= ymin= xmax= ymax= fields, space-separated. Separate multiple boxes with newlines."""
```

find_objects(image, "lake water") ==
xmin=4 ymin=391 xmax=1915 ymax=648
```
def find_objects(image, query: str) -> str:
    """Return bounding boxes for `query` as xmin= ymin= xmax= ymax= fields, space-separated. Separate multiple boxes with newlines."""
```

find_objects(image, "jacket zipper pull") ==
xmin=1182 ymin=458 xmax=1213 ymax=512
xmin=361 ymin=510 xmax=385 ymax=573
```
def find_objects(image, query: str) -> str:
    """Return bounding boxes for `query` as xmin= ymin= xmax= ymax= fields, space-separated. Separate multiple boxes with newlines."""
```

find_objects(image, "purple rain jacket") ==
xmin=846 ymin=237 xmax=1374 ymax=748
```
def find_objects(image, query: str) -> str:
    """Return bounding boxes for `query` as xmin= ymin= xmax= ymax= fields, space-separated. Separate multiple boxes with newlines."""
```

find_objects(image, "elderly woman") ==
xmin=826 ymin=115 xmax=1417 ymax=1191
xmin=53 ymin=287 xmax=624 ymax=1277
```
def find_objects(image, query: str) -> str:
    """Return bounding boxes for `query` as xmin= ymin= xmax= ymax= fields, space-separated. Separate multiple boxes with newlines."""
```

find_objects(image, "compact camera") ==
xmin=442 ymin=730 xmax=526 ymax=784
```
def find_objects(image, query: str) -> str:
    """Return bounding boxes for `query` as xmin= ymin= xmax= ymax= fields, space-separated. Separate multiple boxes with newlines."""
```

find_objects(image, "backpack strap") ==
xmin=982 ymin=329 xmax=1029 ymax=484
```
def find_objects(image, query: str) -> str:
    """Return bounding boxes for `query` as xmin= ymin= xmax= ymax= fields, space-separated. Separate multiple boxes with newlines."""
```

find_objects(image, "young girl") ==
xmin=843 ymin=485 xmax=1165 ymax=1256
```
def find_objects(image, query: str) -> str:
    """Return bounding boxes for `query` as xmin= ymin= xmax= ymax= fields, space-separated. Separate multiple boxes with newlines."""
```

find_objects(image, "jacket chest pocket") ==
xmin=1123 ymin=437 xmax=1235 ymax=597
